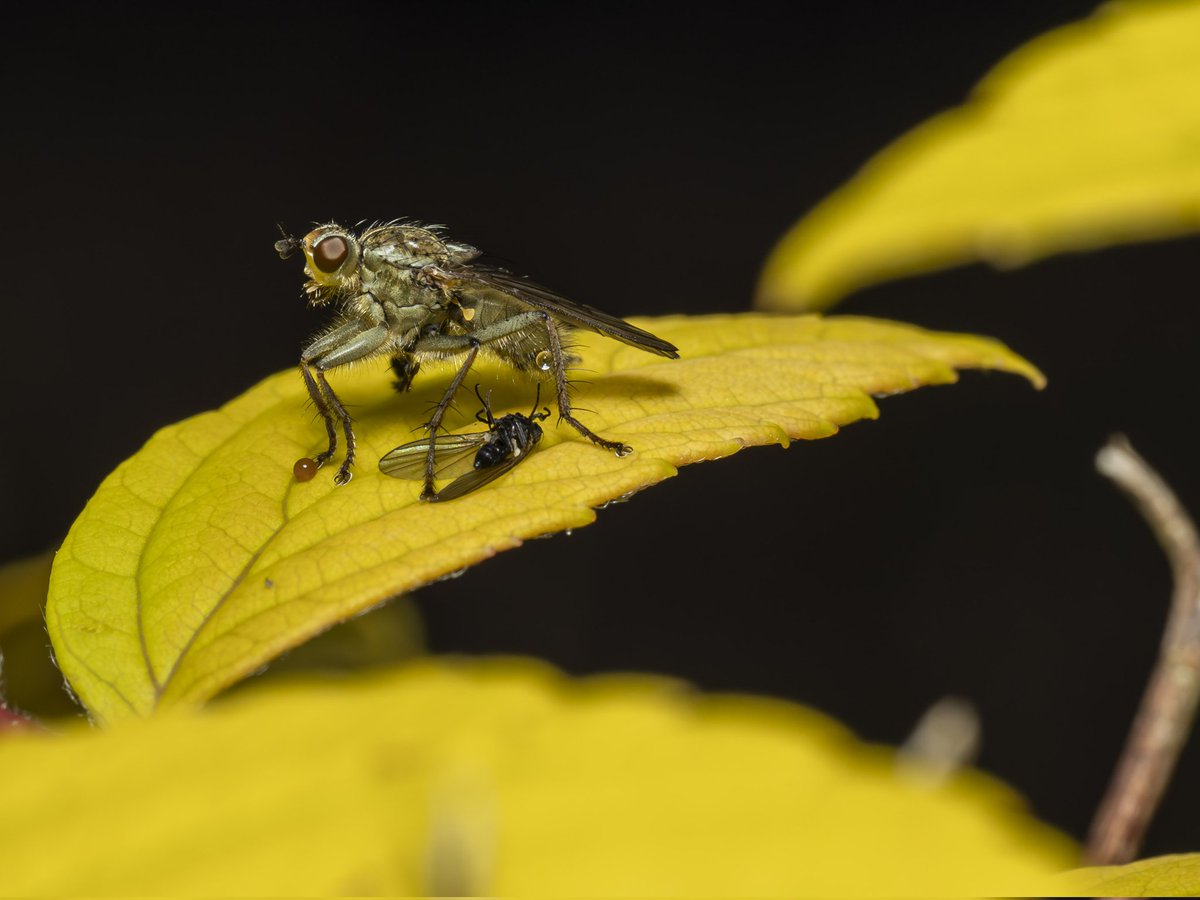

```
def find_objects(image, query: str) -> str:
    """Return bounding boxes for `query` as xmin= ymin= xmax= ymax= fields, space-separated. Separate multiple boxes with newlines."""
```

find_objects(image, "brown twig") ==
xmin=1086 ymin=435 xmax=1200 ymax=865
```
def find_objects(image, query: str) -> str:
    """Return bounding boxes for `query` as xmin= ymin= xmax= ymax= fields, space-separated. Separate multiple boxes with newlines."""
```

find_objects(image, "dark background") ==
xmin=4 ymin=0 xmax=1196 ymax=855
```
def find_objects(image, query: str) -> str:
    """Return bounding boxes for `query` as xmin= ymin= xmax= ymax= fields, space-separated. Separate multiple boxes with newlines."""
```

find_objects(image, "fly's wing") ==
xmin=378 ymin=433 xmax=483 ymax=481
xmin=445 ymin=264 xmax=680 ymax=359
xmin=430 ymin=454 xmax=528 ymax=503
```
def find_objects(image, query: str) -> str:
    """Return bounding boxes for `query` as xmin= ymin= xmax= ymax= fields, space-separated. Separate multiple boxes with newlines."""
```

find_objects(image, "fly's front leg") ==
xmin=299 ymin=320 xmax=365 ymax=466
xmin=313 ymin=370 xmax=356 ymax=483
xmin=301 ymin=322 xmax=391 ymax=485
xmin=298 ymin=361 xmax=338 ymax=465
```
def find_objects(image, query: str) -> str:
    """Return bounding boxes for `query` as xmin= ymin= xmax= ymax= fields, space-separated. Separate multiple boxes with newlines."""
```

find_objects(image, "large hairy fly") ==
xmin=379 ymin=386 xmax=550 ymax=501
xmin=276 ymin=221 xmax=679 ymax=495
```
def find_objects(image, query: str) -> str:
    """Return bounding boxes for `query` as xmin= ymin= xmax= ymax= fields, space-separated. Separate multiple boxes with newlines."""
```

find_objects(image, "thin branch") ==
xmin=899 ymin=695 xmax=981 ymax=785
xmin=1086 ymin=435 xmax=1200 ymax=865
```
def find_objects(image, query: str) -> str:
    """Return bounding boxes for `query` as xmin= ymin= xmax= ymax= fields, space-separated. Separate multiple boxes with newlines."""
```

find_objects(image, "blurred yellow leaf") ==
xmin=1058 ymin=853 xmax=1200 ymax=896
xmin=757 ymin=1 xmax=1200 ymax=311
xmin=240 ymin=595 xmax=425 ymax=681
xmin=46 ymin=313 xmax=1041 ymax=723
xmin=0 ymin=658 xmax=1079 ymax=895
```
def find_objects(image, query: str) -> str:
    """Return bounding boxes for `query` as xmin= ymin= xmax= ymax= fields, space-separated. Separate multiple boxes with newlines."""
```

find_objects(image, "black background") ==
xmin=5 ymin=0 xmax=1198 ymax=856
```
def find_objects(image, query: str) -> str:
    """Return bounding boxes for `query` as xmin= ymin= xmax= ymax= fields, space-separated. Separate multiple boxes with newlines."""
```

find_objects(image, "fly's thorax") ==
xmin=380 ymin=296 xmax=440 ymax=340
xmin=359 ymin=254 xmax=438 ymax=309
xmin=361 ymin=224 xmax=455 ymax=269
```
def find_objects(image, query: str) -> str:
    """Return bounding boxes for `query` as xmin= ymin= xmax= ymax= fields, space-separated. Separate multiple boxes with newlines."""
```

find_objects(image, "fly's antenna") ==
xmin=274 ymin=222 xmax=301 ymax=259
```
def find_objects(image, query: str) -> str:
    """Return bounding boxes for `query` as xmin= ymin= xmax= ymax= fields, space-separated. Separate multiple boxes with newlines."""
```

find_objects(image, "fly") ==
xmin=276 ymin=221 xmax=679 ymax=495
xmin=379 ymin=386 xmax=550 ymax=502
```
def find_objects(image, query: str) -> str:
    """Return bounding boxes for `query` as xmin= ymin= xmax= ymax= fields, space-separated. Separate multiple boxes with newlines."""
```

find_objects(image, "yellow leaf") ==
xmin=232 ymin=595 xmax=426 ymax=686
xmin=0 ymin=659 xmax=1078 ymax=895
xmin=1057 ymin=853 xmax=1200 ymax=897
xmin=757 ymin=1 xmax=1200 ymax=311
xmin=46 ymin=313 xmax=1042 ymax=723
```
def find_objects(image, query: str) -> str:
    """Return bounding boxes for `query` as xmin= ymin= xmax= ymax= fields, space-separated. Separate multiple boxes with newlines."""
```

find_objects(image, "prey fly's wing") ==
xmin=430 ymin=453 xmax=529 ymax=503
xmin=378 ymin=433 xmax=483 ymax=481
xmin=444 ymin=264 xmax=680 ymax=358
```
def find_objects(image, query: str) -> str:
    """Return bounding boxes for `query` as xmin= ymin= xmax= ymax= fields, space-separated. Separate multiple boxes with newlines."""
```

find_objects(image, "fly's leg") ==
xmin=539 ymin=312 xmax=631 ymax=455
xmin=473 ymin=384 xmax=496 ymax=427
xmin=300 ymin=322 xmax=391 ymax=485
xmin=390 ymin=353 xmax=421 ymax=393
xmin=299 ymin=361 xmax=339 ymax=466
xmin=421 ymin=340 xmax=481 ymax=501
xmin=297 ymin=319 xmax=364 ymax=467
xmin=314 ymin=371 xmax=356 ymax=484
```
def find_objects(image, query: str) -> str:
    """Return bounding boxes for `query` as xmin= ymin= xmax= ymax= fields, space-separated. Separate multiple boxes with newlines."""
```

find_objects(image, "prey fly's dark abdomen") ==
xmin=472 ymin=413 xmax=543 ymax=469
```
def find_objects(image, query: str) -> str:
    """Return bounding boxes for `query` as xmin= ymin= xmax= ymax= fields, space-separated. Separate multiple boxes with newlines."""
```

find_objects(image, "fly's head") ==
xmin=277 ymin=223 xmax=362 ymax=308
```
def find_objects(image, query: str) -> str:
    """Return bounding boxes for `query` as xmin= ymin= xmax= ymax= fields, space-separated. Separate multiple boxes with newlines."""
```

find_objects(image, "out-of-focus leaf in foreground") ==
xmin=0 ymin=659 xmax=1079 ymax=896
xmin=46 ymin=313 xmax=1042 ymax=723
xmin=1057 ymin=853 xmax=1200 ymax=897
xmin=757 ymin=1 xmax=1200 ymax=312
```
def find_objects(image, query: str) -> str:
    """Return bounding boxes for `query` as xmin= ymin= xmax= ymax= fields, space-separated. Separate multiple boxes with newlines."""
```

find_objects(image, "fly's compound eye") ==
xmin=311 ymin=235 xmax=349 ymax=273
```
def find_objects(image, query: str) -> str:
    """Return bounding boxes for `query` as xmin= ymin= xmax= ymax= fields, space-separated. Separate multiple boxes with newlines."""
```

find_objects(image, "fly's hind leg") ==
xmin=539 ymin=312 xmax=632 ymax=456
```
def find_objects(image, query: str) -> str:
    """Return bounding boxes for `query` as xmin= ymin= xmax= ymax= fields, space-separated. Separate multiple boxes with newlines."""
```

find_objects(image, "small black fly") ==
xmin=379 ymin=386 xmax=550 ymax=501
